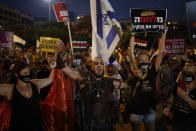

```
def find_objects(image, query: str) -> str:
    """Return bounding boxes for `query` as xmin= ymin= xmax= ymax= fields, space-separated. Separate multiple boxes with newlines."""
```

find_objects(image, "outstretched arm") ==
xmin=62 ymin=66 xmax=83 ymax=80
xmin=0 ymin=84 xmax=13 ymax=100
xmin=31 ymin=69 xmax=54 ymax=89
xmin=128 ymin=32 xmax=138 ymax=71
xmin=31 ymin=40 xmax=60 ymax=89
xmin=155 ymin=27 xmax=168 ymax=72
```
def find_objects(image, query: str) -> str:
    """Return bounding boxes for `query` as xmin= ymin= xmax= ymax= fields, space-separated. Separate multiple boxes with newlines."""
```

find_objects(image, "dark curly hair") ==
xmin=10 ymin=61 xmax=31 ymax=84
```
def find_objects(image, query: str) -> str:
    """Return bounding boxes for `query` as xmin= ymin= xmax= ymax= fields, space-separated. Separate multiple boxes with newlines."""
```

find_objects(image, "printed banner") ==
xmin=72 ymin=41 xmax=89 ymax=49
xmin=130 ymin=9 xmax=167 ymax=32
xmin=39 ymin=37 xmax=60 ymax=53
xmin=0 ymin=32 xmax=14 ymax=50
xmin=164 ymin=38 xmax=185 ymax=55
xmin=134 ymin=37 xmax=155 ymax=49
xmin=186 ymin=1 xmax=196 ymax=47
xmin=53 ymin=2 xmax=69 ymax=22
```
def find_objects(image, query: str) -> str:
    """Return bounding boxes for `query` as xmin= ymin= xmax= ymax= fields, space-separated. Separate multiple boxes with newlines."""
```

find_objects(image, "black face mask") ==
xmin=183 ymin=72 xmax=195 ymax=83
xmin=139 ymin=63 xmax=149 ymax=70
xmin=18 ymin=74 xmax=32 ymax=83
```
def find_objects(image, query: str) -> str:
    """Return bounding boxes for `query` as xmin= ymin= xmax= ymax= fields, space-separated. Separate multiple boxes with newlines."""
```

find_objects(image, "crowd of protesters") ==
xmin=0 ymin=29 xmax=196 ymax=131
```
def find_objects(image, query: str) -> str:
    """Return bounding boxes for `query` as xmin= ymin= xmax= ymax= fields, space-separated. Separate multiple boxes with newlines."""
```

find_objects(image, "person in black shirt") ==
xmin=61 ymin=57 xmax=122 ymax=131
xmin=126 ymin=28 xmax=167 ymax=131
xmin=0 ymin=61 xmax=54 ymax=131
xmin=126 ymin=53 xmax=158 ymax=131
xmin=170 ymin=64 xmax=196 ymax=131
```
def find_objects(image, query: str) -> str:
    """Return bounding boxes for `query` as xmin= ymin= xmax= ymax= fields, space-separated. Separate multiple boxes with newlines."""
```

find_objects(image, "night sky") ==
xmin=0 ymin=0 xmax=194 ymax=20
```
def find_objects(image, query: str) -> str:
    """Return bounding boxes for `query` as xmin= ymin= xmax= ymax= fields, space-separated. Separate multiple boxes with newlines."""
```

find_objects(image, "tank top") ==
xmin=10 ymin=83 xmax=42 ymax=131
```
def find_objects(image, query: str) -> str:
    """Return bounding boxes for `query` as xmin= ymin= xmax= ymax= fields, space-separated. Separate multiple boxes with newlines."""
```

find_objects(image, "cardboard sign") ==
xmin=186 ymin=1 xmax=196 ymax=47
xmin=0 ymin=32 xmax=14 ymax=50
xmin=39 ymin=37 xmax=60 ymax=53
xmin=164 ymin=38 xmax=185 ymax=55
xmin=130 ymin=9 xmax=167 ymax=32
xmin=53 ymin=2 xmax=69 ymax=22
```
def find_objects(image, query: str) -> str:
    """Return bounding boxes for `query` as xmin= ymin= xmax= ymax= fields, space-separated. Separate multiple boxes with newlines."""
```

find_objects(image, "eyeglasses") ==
xmin=93 ymin=61 xmax=104 ymax=65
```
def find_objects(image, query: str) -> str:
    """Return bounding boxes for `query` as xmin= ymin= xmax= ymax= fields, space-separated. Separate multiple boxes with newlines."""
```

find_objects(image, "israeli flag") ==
xmin=90 ymin=0 xmax=122 ymax=63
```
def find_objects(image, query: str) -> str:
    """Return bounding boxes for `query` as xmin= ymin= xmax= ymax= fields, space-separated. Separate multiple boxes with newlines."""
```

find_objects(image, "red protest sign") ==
xmin=164 ymin=38 xmax=185 ymax=55
xmin=53 ymin=2 xmax=69 ymax=22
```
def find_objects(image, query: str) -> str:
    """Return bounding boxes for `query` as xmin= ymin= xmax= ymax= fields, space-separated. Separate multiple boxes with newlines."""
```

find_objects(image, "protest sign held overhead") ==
xmin=130 ymin=9 xmax=167 ymax=33
xmin=53 ymin=1 xmax=74 ymax=53
xmin=0 ymin=32 xmax=14 ymax=50
xmin=53 ymin=2 xmax=69 ymax=22
xmin=164 ymin=38 xmax=185 ymax=55
xmin=39 ymin=37 xmax=60 ymax=53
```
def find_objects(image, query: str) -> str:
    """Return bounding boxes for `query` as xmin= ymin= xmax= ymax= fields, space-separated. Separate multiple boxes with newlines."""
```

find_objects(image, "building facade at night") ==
xmin=0 ymin=6 xmax=34 ymax=26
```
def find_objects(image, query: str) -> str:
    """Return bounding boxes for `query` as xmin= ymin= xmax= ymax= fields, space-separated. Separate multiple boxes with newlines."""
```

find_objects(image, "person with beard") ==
xmin=59 ymin=56 xmax=121 ymax=131
xmin=168 ymin=64 xmax=196 ymax=131
xmin=0 ymin=61 xmax=54 ymax=131
xmin=125 ymin=28 xmax=167 ymax=131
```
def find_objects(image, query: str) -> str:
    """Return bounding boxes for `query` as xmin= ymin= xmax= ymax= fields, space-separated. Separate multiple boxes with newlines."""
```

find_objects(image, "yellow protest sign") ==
xmin=39 ymin=37 xmax=60 ymax=53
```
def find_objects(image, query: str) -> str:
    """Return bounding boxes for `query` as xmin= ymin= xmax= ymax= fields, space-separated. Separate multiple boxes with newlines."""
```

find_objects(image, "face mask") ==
xmin=18 ymin=74 xmax=32 ymax=83
xmin=183 ymin=72 xmax=195 ymax=83
xmin=139 ymin=63 xmax=149 ymax=70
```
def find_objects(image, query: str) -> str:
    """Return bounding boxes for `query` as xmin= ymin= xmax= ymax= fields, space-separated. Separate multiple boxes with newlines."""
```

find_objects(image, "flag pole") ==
xmin=64 ymin=21 xmax=74 ymax=54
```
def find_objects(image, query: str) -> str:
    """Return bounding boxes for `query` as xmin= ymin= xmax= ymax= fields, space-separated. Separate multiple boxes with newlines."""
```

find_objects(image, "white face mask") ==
xmin=139 ymin=63 xmax=149 ymax=70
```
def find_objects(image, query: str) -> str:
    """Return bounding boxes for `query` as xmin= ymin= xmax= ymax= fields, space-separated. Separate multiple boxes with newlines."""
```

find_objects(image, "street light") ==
xmin=45 ymin=0 xmax=51 ymax=22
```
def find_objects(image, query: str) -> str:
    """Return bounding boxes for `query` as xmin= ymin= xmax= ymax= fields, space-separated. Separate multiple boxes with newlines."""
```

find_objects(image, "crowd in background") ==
xmin=0 ymin=42 xmax=196 ymax=131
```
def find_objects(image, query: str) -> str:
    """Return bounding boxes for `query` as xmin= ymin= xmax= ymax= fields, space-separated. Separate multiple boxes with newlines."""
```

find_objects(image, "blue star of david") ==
xmin=103 ymin=14 xmax=109 ymax=25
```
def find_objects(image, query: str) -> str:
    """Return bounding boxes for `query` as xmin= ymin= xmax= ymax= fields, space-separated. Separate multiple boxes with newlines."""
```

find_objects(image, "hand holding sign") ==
xmin=55 ymin=40 xmax=64 ymax=51
xmin=48 ymin=40 xmax=64 ymax=69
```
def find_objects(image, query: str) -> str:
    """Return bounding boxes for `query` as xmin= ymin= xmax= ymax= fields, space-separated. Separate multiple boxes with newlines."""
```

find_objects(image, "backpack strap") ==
xmin=132 ymin=71 xmax=149 ymax=98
